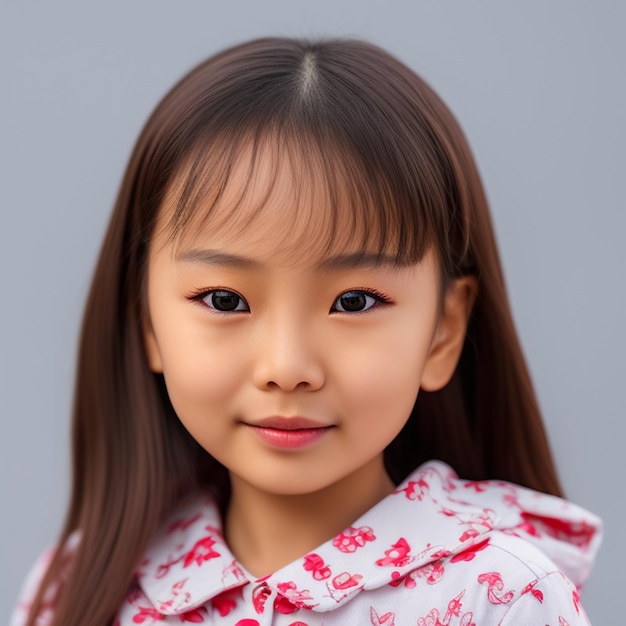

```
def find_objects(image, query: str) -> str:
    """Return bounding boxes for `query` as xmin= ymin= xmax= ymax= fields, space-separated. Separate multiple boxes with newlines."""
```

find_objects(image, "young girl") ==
xmin=13 ymin=37 xmax=601 ymax=625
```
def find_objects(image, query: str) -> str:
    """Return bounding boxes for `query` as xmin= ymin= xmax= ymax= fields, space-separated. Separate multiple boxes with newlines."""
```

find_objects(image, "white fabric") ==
xmin=12 ymin=460 xmax=602 ymax=625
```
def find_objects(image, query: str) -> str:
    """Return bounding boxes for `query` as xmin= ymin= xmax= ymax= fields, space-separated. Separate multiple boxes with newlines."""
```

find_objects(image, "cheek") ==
xmin=351 ymin=362 xmax=421 ymax=424
xmin=157 ymin=332 xmax=246 ymax=419
xmin=334 ymin=323 xmax=431 ymax=420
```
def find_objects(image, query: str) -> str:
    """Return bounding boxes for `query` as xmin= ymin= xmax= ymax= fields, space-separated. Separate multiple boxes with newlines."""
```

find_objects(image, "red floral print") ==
xmin=476 ymin=572 xmax=514 ymax=605
xmin=132 ymin=606 xmax=165 ymax=623
xmin=376 ymin=538 xmax=413 ymax=567
xmin=370 ymin=606 xmax=396 ymax=625
xmin=573 ymin=589 xmax=582 ymax=614
xmin=178 ymin=607 xmax=207 ymax=622
xmin=252 ymin=584 xmax=271 ymax=614
xmin=276 ymin=581 xmax=315 ymax=609
xmin=521 ymin=579 xmax=544 ymax=603
xmin=302 ymin=553 xmax=331 ymax=580
xmin=450 ymin=539 xmax=489 ymax=563
xmin=211 ymin=587 xmax=242 ymax=616
xmin=183 ymin=536 xmax=220 ymax=568
xmin=11 ymin=461 xmax=601 ymax=626
xmin=331 ymin=571 xmax=363 ymax=590
xmin=333 ymin=526 xmax=376 ymax=553
xmin=398 ymin=477 xmax=430 ymax=501
xmin=272 ymin=594 xmax=298 ymax=615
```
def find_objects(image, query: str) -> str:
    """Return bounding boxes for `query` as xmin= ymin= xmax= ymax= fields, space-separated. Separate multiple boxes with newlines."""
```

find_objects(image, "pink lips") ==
xmin=246 ymin=417 xmax=332 ymax=449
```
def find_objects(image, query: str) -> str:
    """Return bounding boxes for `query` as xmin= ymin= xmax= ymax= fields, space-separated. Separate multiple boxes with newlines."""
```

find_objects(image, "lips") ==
xmin=251 ymin=416 xmax=329 ymax=430
xmin=245 ymin=416 xmax=333 ymax=449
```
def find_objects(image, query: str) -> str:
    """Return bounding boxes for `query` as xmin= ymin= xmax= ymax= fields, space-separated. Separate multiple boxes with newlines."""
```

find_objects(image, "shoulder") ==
xmin=11 ymin=548 xmax=55 ymax=626
xmin=10 ymin=535 xmax=79 ymax=626
xmin=357 ymin=531 xmax=590 ymax=625
xmin=404 ymin=531 xmax=590 ymax=625
xmin=483 ymin=532 xmax=590 ymax=624
xmin=477 ymin=533 xmax=589 ymax=626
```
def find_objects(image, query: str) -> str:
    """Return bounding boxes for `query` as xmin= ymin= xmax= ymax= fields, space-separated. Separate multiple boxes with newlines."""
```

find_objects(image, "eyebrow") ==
xmin=316 ymin=252 xmax=400 ymax=269
xmin=176 ymin=249 xmax=400 ymax=270
xmin=176 ymin=249 xmax=262 ymax=269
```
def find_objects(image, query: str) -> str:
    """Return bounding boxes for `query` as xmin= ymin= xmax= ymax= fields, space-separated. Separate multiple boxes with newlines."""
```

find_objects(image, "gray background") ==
xmin=1 ymin=1 xmax=623 ymax=623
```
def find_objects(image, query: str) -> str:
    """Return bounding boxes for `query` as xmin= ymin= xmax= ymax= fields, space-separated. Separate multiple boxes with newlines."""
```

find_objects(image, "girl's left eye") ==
xmin=201 ymin=289 xmax=249 ymax=312
xmin=331 ymin=290 xmax=389 ymax=313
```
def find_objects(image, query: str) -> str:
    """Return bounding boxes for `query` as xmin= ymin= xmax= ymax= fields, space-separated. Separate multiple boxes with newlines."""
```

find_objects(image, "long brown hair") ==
xmin=28 ymin=37 xmax=562 ymax=626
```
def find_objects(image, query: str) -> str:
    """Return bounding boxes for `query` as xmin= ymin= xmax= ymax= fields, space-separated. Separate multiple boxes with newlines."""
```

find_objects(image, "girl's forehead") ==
xmin=155 ymin=138 xmax=398 ymax=266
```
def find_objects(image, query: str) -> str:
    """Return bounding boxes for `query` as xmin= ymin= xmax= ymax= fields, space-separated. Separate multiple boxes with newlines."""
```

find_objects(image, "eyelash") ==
xmin=186 ymin=287 xmax=394 ymax=314
xmin=187 ymin=287 xmax=249 ymax=314
xmin=330 ymin=288 xmax=393 ymax=314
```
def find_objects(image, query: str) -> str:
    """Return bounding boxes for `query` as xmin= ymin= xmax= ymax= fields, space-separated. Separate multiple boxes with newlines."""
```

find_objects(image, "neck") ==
xmin=224 ymin=457 xmax=394 ymax=578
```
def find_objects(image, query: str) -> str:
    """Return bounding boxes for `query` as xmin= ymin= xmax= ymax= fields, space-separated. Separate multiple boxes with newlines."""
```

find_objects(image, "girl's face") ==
xmin=143 ymin=145 xmax=472 ymax=499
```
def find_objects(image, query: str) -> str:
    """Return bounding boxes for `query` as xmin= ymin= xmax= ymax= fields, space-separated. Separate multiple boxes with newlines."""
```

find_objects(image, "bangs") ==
xmin=138 ymin=37 xmax=473 ymax=277
xmin=161 ymin=125 xmax=436 ymax=267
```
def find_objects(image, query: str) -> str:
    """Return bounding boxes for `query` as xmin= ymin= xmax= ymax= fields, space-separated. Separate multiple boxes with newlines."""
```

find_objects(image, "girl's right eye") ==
xmin=200 ymin=290 xmax=249 ymax=313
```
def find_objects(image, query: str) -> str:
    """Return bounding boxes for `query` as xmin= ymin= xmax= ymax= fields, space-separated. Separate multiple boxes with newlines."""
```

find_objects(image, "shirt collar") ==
xmin=138 ymin=460 xmax=511 ymax=614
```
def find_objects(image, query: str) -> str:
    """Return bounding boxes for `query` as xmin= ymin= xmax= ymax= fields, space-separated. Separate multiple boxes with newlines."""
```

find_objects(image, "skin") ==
xmin=143 ymin=146 xmax=476 ymax=576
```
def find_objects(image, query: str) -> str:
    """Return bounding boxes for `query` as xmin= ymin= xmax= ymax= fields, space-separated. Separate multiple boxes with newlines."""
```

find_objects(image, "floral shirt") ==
xmin=12 ymin=461 xmax=602 ymax=625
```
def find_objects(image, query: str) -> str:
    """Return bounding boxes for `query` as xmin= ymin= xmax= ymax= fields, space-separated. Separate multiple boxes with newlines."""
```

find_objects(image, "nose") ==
xmin=252 ymin=314 xmax=325 ymax=392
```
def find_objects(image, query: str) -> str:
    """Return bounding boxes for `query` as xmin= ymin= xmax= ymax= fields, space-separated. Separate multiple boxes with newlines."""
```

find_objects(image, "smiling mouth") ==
xmin=245 ymin=416 xmax=333 ymax=449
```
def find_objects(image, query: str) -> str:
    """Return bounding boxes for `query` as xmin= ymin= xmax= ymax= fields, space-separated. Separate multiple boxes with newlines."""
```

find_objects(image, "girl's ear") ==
xmin=142 ymin=315 xmax=164 ymax=374
xmin=420 ymin=275 xmax=477 ymax=392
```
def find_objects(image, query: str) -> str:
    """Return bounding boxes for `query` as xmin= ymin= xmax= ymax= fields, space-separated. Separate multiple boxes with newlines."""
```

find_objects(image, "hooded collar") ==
xmin=138 ymin=460 xmax=601 ymax=615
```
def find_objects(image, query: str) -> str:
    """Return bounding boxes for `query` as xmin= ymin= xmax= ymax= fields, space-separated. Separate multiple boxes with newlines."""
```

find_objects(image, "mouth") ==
xmin=245 ymin=416 xmax=333 ymax=449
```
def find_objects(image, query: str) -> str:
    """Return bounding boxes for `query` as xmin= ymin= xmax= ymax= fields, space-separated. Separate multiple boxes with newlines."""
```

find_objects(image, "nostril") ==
xmin=251 ymin=335 xmax=325 ymax=392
